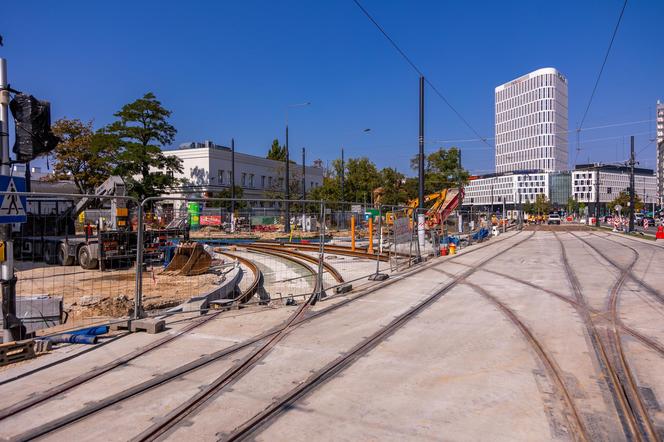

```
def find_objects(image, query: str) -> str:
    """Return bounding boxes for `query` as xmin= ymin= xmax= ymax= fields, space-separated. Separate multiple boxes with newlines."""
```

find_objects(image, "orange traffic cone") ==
xmin=656 ymin=225 xmax=664 ymax=240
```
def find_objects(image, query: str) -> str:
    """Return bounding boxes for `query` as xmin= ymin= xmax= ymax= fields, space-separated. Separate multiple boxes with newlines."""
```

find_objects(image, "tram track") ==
xmin=463 ymin=280 xmax=589 ymax=442
xmin=222 ymin=231 xmax=535 ymax=441
xmin=556 ymin=232 xmax=658 ymax=441
xmin=6 ymin=232 xmax=525 ymax=441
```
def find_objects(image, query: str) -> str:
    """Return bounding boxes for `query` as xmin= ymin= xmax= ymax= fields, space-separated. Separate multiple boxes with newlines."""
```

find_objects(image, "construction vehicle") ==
xmin=385 ymin=188 xmax=464 ymax=229
xmin=163 ymin=242 xmax=211 ymax=276
xmin=14 ymin=176 xmax=187 ymax=270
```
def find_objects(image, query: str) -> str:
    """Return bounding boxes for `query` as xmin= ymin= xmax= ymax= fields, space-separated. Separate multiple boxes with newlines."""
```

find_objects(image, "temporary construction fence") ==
xmin=0 ymin=191 xmax=430 ymax=341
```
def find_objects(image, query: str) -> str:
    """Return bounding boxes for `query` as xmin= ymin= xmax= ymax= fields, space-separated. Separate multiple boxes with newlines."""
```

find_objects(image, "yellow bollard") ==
xmin=351 ymin=215 xmax=356 ymax=251
xmin=367 ymin=216 xmax=374 ymax=254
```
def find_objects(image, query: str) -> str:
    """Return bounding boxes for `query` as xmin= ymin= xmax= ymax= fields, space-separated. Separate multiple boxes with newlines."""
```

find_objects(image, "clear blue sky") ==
xmin=2 ymin=0 xmax=663 ymax=175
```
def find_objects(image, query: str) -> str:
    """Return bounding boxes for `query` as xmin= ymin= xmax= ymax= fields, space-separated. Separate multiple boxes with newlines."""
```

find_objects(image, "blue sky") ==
xmin=2 ymin=0 xmax=663 ymax=175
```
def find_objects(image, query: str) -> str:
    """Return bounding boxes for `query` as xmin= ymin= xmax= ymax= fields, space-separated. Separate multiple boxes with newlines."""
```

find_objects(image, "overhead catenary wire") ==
xmin=351 ymin=0 xmax=492 ymax=148
xmin=575 ymin=0 xmax=628 ymax=165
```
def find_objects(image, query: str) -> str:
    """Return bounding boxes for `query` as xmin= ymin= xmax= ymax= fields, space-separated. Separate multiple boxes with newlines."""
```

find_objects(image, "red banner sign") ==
xmin=200 ymin=215 xmax=222 ymax=226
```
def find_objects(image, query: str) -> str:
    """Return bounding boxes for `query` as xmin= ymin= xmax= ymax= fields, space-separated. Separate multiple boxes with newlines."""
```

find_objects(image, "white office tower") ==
xmin=495 ymin=68 xmax=569 ymax=173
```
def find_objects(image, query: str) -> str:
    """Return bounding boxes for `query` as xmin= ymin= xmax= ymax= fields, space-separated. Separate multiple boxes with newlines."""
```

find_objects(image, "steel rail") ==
xmin=249 ymin=241 xmax=396 ymax=262
xmin=243 ymin=245 xmax=344 ymax=283
xmin=215 ymin=251 xmax=263 ymax=304
xmin=463 ymin=280 xmax=589 ymax=442
xmin=223 ymin=231 xmax=535 ymax=440
xmin=555 ymin=232 xmax=654 ymax=441
xmin=570 ymin=232 xmax=659 ymax=441
xmin=9 ymin=231 xmax=522 ymax=441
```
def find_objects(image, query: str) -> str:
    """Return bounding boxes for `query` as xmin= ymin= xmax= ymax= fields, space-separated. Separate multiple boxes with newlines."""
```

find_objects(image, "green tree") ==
xmin=106 ymin=92 xmax=182 ymax=200
xmin=266 ymin=139 xmax=287 ymax=161
xmin=49 ymin=118 xmax=118 ymax=194
xmin=566 ymin=197 xmax=579 ymax=215
xmin=410 ymin=147 xmax=469 ymax=196
xmin=376 ymin=167 xmax=408 ymax=206
xmin=534 ymin=194 xmax=551 ymax=215
xmin=608 ymin=190 xmax=643 ymax=213
xmin=206 ymin=186 xmax=245 ymax=210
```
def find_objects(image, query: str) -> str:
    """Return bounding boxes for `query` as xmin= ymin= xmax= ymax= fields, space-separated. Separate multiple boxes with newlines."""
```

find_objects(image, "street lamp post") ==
xmin=284 ymin=102 xmax=310 ymax=233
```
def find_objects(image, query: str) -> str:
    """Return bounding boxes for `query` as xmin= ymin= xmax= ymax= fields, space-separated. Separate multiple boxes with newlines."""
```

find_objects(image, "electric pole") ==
xmin=629 ymin=135 xmax=635 ymax=232
xmin=285 ymin=125 xmax=290 ymax=233
xmin=340 ymin=147 xmax=345 ymax=229
xmin=418 ymin=76 xmax=425 ymax=209
xmin=231 ymin=138 xmax=235 ymax=231
xmin=595 ymin=164 xmax=600 ymax=227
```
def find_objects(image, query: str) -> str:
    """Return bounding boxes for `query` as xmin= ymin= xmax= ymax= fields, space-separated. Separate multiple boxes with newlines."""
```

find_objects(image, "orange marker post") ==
xmin=351 ymin=215 xmax=356 ymax=251
xmin=367 ymin=216 xmax=374 ymax=254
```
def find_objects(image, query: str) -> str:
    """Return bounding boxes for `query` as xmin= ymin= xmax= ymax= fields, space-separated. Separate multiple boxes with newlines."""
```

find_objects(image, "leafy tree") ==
xmin=410 ymin=147 xmax=469 ymax=196
xmin=608 ymin=190 xmax=643 ymax=213
xmin=106 ymin=93 xmax=182 ymax=200
xmin=376 ymin=167 xmax=408 ymax=207
xmin=206 ymin=186 xmax=245 ymax=210
xmin=266 ymin=139 xmax=287 ymax=161
xmin=49 ymin=118 xmax=118 ymax=194
xmin=566 ymin=197 xmax=579 ymax=215
xmin=534 ymin=194 xmax=551 ymax=215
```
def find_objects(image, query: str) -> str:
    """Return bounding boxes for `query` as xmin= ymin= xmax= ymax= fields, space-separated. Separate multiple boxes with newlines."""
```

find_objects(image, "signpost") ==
xmin=0 ymin=176 xmax=27 ymax=224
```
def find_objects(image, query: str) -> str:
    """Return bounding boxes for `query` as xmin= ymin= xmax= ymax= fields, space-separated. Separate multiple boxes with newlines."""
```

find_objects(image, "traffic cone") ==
xmin=656 ymin=226 xmax=664 ymax=240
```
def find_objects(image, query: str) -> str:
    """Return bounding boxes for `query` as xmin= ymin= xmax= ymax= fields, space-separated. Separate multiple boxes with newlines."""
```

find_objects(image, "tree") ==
xmin=266 ymin=139 xmax=286 ymax=161
xmin=49 ymin=118 xmax=118 ymax=194
xmin=608 ymin=190 xmax=643 ymax=213
xmin=206 ymin=186 xmax=245 ymax=210
xmin=106 ymin=92 xmax=183 ymax=200
xmin=410 ymin=147 xmax=469 ymax=196
xmin=566 ymin=197 xmax=579 ymax=215
xmin=534 ymin=194 xmax=551 ymax=215
xmin=376 ymin=167 xmax=408 ymax=206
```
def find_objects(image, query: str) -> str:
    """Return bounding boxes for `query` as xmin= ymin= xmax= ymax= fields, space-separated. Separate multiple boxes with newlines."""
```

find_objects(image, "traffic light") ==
xmin=9 ymin=93 xmax=59 ymax=163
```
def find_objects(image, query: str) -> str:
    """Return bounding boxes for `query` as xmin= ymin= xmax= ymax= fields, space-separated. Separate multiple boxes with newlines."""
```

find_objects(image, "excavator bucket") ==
xmin=164 ymin=242 xmax=211 ymax=276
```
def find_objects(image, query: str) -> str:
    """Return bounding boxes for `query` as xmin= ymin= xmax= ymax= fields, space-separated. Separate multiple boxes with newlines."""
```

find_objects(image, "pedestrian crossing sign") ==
xmin=0 ymin=175 xmax=27 ymax=224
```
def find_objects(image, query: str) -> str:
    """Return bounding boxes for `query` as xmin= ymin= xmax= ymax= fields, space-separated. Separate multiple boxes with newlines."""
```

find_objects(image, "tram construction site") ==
xmin=0 ymin=228 xmax=663 ymax=441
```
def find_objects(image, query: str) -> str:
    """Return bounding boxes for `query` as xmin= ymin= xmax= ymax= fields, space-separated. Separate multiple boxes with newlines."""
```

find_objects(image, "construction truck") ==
xmin=13 ymin=176 xmax=187 ymax=270
xmin=385 ymin=188 xmax=464 ymax=228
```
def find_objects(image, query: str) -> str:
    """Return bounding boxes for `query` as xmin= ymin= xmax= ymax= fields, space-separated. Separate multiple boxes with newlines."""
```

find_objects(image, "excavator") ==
xmin=385 ymin=188 xmax=464 ymax=229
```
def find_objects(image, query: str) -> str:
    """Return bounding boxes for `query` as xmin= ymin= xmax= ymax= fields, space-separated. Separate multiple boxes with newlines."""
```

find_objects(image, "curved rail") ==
xmin=250 ymin=241 xmax=394 ymax=262
xmin=223 ymin=232 xmax=536 ymax=440
xmin=569 ymin=232 xmax=659 ymax=441
xmin=244 ymin=245 xmax=344 ymax=284
xmin=215 ymin=250 xmax=264 ymax=304
xmin=8 ymin=232 xmax=521 ymax=440
xmin=463 ymin=280 xmax=589 ymax=441
xmin=556 ymin=232 xmax=657 ymax=441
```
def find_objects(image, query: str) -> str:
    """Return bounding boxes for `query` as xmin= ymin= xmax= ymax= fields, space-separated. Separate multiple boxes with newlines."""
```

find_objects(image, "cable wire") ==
xmin=351 ymin=0 xmax=492 ymax=148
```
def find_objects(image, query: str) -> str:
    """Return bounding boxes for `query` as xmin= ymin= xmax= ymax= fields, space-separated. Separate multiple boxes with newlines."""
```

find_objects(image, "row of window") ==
xmin=496 ymin=73 xmax=564 ymax=103
xmin=496 ymin=87 xmax=561 ymax=118
xmin=215 ymin=169 xmax=320 ymax=190
xmin=497 ymin=108 xmax=559 ymax=135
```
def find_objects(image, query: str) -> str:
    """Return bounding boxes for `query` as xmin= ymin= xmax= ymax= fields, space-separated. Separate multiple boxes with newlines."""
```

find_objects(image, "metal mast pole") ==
xmin=629 ymin=135 xmax=635 ymax=232
xmin=302 ymin=147 xmax=306 ymax=231
xmin=340 ymin=147 xmax=344 ymax=229
xmin=0 ymin=58 xmax=17 ymax=342
xmin=231 ymin=138 xmax=235 ymax=221
xmin=595 ymin=165 xmax=601 ymax=227
xmin=418 ymin=76 xmax=425 ymax=209
xmin=285 ymin=125 xmax=290 ymax=233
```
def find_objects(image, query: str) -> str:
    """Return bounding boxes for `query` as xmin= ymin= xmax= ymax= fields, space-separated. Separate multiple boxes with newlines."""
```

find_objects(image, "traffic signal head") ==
xmin=9 ymin=93 xmax=59 ymax=163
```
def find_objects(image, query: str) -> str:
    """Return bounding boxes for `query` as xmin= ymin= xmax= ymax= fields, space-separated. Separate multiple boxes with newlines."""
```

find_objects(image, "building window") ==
xmin=249 ymin=174 xmax=254 ymax=187
xmin=261 ymin=175 xmax=266 ymax=188
xmin=218 ymin=170 xmax=224 ymax=184
xmin=268 ymin=176 xmax=273 ymax=188
xmin=241 ymin=173 xmax=246 ymax=186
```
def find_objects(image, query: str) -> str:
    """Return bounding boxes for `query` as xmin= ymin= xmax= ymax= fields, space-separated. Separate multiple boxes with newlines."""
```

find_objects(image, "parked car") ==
xmin=547 ymin=212 xmax=561 ymax=225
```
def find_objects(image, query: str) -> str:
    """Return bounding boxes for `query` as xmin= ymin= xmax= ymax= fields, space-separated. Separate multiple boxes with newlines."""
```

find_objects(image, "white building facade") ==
xmin=656 ymin=100 xmax=663 ymax=205
xmin=464 ymin=171 xmax=550 ymax=206
xmin=495 ymin=67 xmax=569 ymax=173
xmin=162 ymin=141 xmax=324 ymax=205
xmin=572 ymin=165 xmax=658 ymax=204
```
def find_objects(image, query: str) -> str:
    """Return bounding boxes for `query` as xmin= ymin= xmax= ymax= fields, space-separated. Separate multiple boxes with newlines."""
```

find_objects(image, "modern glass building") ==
xmin=495 ymin=68 xmax=569 ymax=173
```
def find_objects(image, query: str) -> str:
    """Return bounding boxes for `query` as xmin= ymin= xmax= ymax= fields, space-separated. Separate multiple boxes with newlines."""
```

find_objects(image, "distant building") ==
xmin=495 ymin=67 xmax=569 ymax=173
xmin=657 ymin=100 xmax=664 ymax=205
xmin=571 ymin=164 xmax=657 ymax=206
xmin=463 ymin=170 xmax=553 ymax=207
xmin=162 ymin=140 xmax=324 ymax=206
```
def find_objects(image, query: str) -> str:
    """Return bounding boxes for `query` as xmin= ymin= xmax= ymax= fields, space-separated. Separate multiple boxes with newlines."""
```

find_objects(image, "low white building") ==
xmin=162 ymin=140 xmax=324 ymax=206
xmin=572 ymin=164 xmax=657 ymax=204
xmin=463 ymin=170 xmax=552 ymax=207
